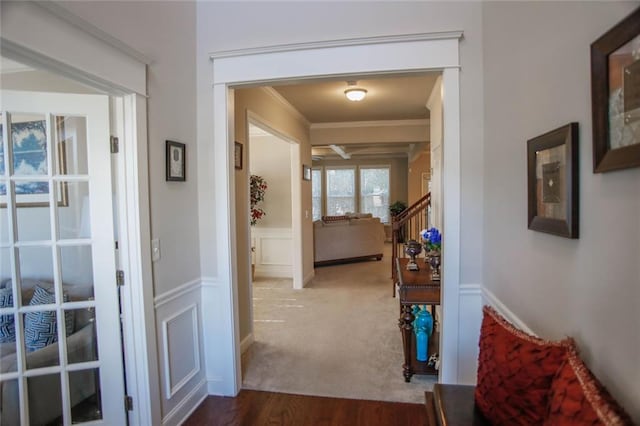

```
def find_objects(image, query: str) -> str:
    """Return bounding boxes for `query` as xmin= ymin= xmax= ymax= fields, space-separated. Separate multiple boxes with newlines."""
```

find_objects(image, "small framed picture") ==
xmin=166 ymin=140 xmax=186 ymax=181
xmin=234 ymin=142 xmax=243 ymax=170
xmin=302 ymin=164 xmax=311 ymax=181
xmin=527 ymin=123 xmax=579 ymax=238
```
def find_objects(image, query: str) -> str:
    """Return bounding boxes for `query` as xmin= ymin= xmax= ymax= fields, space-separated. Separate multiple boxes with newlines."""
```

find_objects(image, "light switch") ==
xmin=151 ymin=238 xmax=161 ymax=262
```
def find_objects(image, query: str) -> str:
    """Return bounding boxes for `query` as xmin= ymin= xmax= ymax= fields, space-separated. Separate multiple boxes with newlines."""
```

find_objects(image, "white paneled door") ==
xmin=0 ymin=91 xmax=125 ymax=425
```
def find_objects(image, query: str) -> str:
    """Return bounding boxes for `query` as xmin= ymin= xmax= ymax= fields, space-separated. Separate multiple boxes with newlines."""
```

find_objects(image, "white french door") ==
xmin=0 ymin=90 xmax=125 ymax=425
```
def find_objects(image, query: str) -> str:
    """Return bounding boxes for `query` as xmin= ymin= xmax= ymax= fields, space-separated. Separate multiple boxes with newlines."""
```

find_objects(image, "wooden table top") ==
xmin=396 ymin=258 xmax=441 ymax=305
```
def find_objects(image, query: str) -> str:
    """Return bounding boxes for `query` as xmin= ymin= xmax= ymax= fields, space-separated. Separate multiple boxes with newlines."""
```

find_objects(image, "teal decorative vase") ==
xmin=413 ymin=306 xmax=434 ymax=362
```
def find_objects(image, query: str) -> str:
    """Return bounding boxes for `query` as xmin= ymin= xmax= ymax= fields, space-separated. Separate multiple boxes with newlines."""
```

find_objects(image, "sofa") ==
xmin=425 ymin=306 xmax=634 ymax=426
xmin=0 ymin=280 xmax=97 ymax=425
xmin=313 ymin=213 xmax=385 ymax=266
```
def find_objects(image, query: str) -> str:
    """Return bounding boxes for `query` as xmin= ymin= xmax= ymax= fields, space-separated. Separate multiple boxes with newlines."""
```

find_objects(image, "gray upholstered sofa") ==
xmin=0 ymin=282 xmax=96 ymax=425
xmin=313 ymin=213 xmax=386 ymax=266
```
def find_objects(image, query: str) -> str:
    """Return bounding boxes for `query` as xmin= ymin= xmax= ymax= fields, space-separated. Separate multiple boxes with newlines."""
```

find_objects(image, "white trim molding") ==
xmin=209 ymin=31 xmax=464 ymax=59
xmin=161 ymin=304 xmax=201 ymax=399
xmin=161 ymin=378 xmax=207 ymax=426
xmin=208 ymin=31 xmax=463 ymax=394
xmin=155 ymin=278 xmax=201 ymax=308
xmin=240 ymin=332 xmax=254 ymax=354
xmin=482 ymin=286 xmax=535 ymax=336
xmin=311 ymin=119 xmax=429 ymax=129
xmin=261 ymin=87 xmax=310 ymax=127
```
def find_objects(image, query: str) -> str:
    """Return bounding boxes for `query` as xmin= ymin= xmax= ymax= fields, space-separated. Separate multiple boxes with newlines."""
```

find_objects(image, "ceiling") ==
xmin=272 ymin=73 xmax=439 ymax=123
xmin=270 ymin=73 xmax=439 ymax=160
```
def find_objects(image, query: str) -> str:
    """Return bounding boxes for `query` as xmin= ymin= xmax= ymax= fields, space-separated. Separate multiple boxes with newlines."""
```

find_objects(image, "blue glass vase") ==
xmin=413 ymin=306 xmax=434 ymax=362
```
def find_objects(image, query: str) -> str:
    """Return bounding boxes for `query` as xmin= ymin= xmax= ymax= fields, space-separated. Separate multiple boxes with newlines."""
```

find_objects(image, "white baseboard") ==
xmin=240 ymin=332 xmax=254 ymax=354
xmin=255 ymin=264 xmax=292 ymax=278
xmin=303 ymin=270 xmax=315 ymax=287
xmin=482 ymin=286 xmax=534 ymax=335
xmin=161 ymin=378 xmax=207 ymax=426
xmin=206 ymin=376 xmax=227 ymax=396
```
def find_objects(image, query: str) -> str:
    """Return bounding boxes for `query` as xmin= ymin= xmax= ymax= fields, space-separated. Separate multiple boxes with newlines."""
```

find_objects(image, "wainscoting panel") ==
xmin=457 ymin=284 xmax=482 ymax=384
xmin=154 ymin=279 xmax=207 ymax=426
xmin=252 ymin=227 xmax=293 ymax=278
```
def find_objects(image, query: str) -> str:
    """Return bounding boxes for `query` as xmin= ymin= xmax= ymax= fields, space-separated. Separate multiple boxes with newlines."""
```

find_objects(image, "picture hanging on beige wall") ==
xmin=527 ymin=123 xmax=579 ymax=239
xmin=591 ymin=6 xmax=640 ymax=173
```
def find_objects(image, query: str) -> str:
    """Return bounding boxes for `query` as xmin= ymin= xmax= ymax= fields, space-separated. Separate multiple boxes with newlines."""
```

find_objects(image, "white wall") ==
xmin=482 ymin=1 xmax=640 ymax=421
xmin=61 ymin=1 xmax=201 ymax=297
xmin=249 ymin=133 xmax=293 ymax=228
xmin=55 ymin=2 xmax=206 ymax=424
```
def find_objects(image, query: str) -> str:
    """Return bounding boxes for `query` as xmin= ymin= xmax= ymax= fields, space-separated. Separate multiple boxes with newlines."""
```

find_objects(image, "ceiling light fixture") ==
xmin=344 ymin=81 xmax=367 ymax=102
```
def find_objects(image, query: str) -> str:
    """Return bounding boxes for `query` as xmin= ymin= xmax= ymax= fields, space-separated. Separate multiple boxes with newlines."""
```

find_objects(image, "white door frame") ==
xmin=208 ymin=32 xmax=463 ymax=394
xmin=246 ymin=111 xmax=304 ymax=290
xmin=1 ymin=2 xmax=158 ymax=424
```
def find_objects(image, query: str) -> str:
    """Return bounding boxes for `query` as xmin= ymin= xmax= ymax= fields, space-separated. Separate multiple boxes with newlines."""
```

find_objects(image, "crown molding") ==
xmin=311 ymin=119 xmax=429 ymax=130
xmin=260 ymin=87 xmax=310 ymax=127
xmin=33 ymin=1 xmax=151 ymax=65
xmin=210 ymin=31 xmax=463 ymax=60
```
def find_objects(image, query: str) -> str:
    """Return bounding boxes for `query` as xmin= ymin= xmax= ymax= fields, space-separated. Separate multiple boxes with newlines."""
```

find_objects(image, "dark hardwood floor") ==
xmin=183 ymin=390 xmax=428 ymax=426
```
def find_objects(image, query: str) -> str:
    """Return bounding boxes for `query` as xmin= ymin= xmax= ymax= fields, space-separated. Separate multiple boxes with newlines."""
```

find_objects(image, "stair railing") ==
xmin=391 ymin=192 xmax=431 ymax=296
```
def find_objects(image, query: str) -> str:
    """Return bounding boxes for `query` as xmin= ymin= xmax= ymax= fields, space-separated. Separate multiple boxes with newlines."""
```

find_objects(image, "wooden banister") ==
xmin=391 ymin=192 xmax=431 ymax=296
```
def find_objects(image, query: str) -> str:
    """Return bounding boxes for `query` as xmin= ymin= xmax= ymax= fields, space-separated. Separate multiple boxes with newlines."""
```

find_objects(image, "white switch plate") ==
xmin=151 ymin=238 xmax=161 ymax=262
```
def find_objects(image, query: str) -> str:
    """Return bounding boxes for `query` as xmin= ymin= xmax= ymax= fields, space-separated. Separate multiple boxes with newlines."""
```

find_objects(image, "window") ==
xmin=325 ymin=167 xmax=355 ymax=216
xmin=360 ymin=167 xmax=390 ymax=223
xmin=314 ymin=165 xmax=392 ymax=222
xmin=311 ymin=168 xmax=322 ymax=221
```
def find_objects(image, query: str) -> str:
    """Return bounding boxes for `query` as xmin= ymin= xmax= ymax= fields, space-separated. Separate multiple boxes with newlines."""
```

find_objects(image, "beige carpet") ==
xmin=241 ymin=243 xmax=437 ymax=404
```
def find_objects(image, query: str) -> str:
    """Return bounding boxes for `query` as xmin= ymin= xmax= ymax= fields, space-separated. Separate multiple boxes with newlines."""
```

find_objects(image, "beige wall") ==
xmin=482 ymin=1 xmax=640 ymax=419
xmin=408 ymin=152 xmax=430 ymax=206
xmin=234 ymin=88 xmax=311 ymax=341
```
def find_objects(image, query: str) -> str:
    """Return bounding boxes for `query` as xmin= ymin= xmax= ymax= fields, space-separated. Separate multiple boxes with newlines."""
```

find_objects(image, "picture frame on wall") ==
xmin=166 ymin=140 xmax=186 ymax=181
xmin=234 ymin=141 xmax=243 ymax=170
xmin=591 ymin=6 xmax=640 ymax=173
xmin=527 ymin=123 xmax=579 ymax=239
xmin=302 ymin=164 xmax=311 ymax=181
xmin=0 ymin=118 xmax=69 ymax=208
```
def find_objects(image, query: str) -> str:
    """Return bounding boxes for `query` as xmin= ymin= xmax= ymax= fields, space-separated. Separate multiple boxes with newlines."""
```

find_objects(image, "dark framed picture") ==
xmin=166 ymin=140 xmax=185 ymax=181
xmin=234 ymin=141 xmax=243 ymax=170
xmin=302 ymin=164 xmax=311 ymax=181
xmin=591 ymin=7 xmax=640 ymax=173
xmin=527 ymin=123 xmax=579 ymax=239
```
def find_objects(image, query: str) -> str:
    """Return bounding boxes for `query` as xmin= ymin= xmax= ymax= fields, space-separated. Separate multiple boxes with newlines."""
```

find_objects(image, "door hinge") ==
xmin=110 ymin=136 xmax=119 ymax=153
xmin=116 ymin=270 xmax=125 ymax=287
xmin=124 ymin=395 xmax=133 ymax=411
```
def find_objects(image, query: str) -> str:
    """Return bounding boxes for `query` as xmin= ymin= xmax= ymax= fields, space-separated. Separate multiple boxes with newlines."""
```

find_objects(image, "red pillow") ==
xmin=475 ymin=306 xmax=574 ymax=425
xmin=545 ymin=346 xmax=633 ymax=426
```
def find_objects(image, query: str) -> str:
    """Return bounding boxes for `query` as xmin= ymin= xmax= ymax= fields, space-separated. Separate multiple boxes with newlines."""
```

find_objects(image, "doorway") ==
xmin=206 ymin=32 xmax=462 ymax=394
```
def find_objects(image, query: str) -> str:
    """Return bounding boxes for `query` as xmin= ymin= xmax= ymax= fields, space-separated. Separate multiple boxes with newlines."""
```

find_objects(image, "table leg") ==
xmin=398 ymin=303 xmax=415 ymax=382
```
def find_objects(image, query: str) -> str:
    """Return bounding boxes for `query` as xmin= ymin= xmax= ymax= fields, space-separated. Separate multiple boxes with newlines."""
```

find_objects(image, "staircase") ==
xmin=391 ymin=192 xmax=431 ymax=296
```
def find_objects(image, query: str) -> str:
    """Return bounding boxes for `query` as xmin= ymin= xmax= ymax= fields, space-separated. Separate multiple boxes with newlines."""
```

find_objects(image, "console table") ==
xmin=396 ymin=257 xmax=441 ymax=382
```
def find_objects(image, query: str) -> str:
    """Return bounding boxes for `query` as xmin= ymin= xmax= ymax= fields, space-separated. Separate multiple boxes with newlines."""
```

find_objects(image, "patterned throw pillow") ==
xmin=321 ymin=215 xmax=349 ymax=223
xmin=24 ymin=286 xmax=74 ymax=352
xmin=0 ymin=286 xmax=16 ymax=343
xmin=474 ymin=305 xmax=574 ymax=425
xmin=545 ymin=346 xmax=633 ymax=426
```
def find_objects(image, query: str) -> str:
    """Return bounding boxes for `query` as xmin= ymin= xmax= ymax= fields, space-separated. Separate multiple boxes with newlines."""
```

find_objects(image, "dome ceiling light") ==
xmin=344 ymin=81 xmax=367 ymax=102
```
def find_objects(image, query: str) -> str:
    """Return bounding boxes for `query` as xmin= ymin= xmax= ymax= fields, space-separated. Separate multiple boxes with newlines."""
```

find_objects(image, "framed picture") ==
xmin=527 ymin=123 xmax=579 ymax=239
xmin=0 ymin=118 xmax=69 ymax=208
xmin=166 ymin=140 xmax=186 ymax=181
xmin=234 ymin=142 xmax=243 ymax=170
xmin=302 ymin=164 xmax=311 ymax=181
xmin=591 ymin=7 xmax=640 ymax=173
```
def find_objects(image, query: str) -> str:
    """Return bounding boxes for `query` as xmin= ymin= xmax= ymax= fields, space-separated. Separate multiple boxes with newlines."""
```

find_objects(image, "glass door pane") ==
xmin=0 ymin=91 xmax=124 ymax=425
xmin=360 ymin=167 xmax=390 ymax=222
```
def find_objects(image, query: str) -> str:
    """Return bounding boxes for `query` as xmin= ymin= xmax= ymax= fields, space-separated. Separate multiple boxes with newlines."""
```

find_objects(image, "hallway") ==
xmin=241 ymin=244 xmax=436 ymax=404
